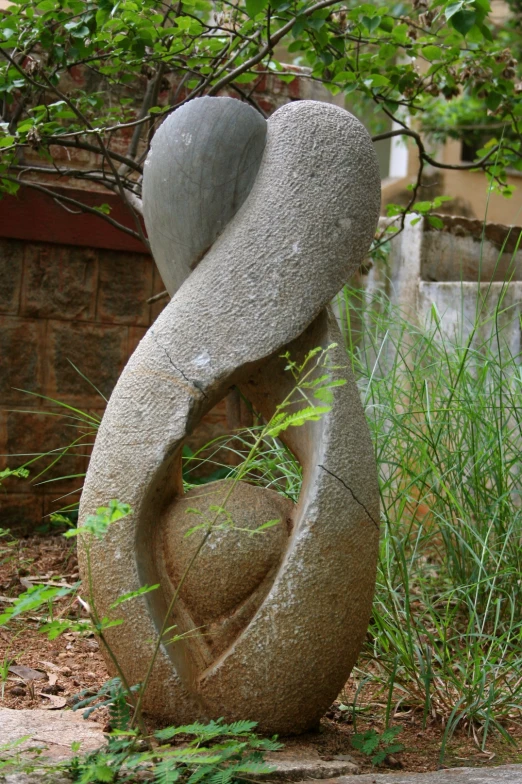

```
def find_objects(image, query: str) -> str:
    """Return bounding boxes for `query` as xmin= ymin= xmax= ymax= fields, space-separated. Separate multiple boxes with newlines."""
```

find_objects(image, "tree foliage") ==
xmin=0 ymin=0 xmax=520 ymax=247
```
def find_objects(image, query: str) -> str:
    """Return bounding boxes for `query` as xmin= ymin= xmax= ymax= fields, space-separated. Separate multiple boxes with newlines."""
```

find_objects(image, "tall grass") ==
xmin=337 ymin=278 xmax=522 ymax=753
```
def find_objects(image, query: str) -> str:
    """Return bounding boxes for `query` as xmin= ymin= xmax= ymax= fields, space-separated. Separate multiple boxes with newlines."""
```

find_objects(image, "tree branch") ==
xmin=38 ymin=72 xmax=150 ymax=249
xmin=48 ymin=138 xmax=143 ymax=174
xmin=2 ymin=175 xmax=145 ymax=243
xmin=372 ymin=127 xmax=501 ymax=171
xmin=207 ymin=0 xmax=343 ymax=95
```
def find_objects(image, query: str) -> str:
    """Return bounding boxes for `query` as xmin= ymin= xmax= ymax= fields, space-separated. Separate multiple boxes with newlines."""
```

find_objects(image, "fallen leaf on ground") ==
xmin=39 ymin=692 xmax=67 ymax=709
xmin=9 ymin=664 xmax=47 ymax=681
xmin=39 ymin=660 xmax=62 ymax=672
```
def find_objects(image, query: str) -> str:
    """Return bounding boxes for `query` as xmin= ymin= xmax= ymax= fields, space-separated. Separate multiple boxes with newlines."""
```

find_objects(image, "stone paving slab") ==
xmin=265 ymin=749 xmax=360 ymax=778
xmin=0 ymin=708 xmax=104 ymax=761
xmin=319 ymin=765 xmax=522 ymax=783
xmin=2 ymin=709 xmax=522 ymax=784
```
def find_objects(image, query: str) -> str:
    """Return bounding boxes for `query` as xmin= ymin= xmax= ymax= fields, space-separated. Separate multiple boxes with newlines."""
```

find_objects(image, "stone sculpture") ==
xmin=79 ymin=97 xmax=381 ymax=735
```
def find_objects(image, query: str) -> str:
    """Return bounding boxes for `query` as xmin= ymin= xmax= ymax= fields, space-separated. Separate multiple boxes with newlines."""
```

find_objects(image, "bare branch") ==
xmin=372 ymin=127 xmax=501 ymax=172
xmin=2 ymin=175 xmax=145 ymax=243
xmin=147 ymin=290 xmax=169 ymax=304
xmin=47 ymin=138 xmax=144 ymax=174
xmin=126 ymin=190 xmax=144 ymax=215
xmin=39 ymin=72 xmax=150 ymax=249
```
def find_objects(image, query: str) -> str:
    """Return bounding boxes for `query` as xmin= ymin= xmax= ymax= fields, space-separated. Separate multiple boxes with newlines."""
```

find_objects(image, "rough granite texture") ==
xmin=79 ymin=98 xmax=382 ymax=734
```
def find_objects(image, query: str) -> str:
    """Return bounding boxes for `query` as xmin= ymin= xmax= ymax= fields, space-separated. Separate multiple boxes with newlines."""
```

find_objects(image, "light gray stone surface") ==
xmin=0 ymin=774 xmax=71 ymax=784
xmin=79 ymin=98 xmax=381 ymax=733
xmin=0 ymin=708 xmax=104 ymax=760
xmin=324 ymin=765 xmax=522 ymax=782
xmin=265 ymin=749 xmax=360 ymax=779
xmin=3 ymin=766 xmax=522 ymax=784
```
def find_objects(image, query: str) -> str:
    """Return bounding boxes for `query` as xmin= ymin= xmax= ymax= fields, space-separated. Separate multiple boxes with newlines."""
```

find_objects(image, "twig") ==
xmin=371 ymin=127 xmax=501 ymax=172
xmin=147 ymin=290 xmax=169 ymax=304
xmin=2 ymin=175 xmax=144 ymax=242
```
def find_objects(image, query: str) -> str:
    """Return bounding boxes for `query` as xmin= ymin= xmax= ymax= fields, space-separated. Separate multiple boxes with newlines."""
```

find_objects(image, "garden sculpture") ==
xmin=79 ymin=97 xmax=381 ymax=735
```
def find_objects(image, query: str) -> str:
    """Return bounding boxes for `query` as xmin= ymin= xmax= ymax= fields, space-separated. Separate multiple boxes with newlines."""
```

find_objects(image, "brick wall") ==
xmin=0 ymin=237 xmax=229 ymax=532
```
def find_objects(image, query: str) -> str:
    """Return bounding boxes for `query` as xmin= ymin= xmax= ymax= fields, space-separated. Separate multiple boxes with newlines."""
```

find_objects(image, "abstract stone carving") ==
xmin=79 ymin=97 xmax=381 ymax=735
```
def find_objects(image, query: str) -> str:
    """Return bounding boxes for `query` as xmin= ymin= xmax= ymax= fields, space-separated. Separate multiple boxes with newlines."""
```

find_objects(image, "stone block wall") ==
xmin=0 ymin=237 xmax=229 ymax=531
xmin=0 ymin=238 xmax=161 ymax=528
xmin=359 ymin=215 xmax=522 ymax=354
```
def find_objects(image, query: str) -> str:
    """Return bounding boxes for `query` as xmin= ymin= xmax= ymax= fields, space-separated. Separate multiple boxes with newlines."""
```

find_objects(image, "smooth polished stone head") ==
xmin=143 ymin=97 xmax=267 ymax=295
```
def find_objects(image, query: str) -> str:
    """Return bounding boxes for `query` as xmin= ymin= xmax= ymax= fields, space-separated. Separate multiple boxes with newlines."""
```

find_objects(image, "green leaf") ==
xmin=292 ymin=15 xmax=307 ymax=37
xmin=234 ymin=72 xmax=257 ymax=84
xmin=367 ymin=74 xmax=390 ymax=88
xmin=0 ymin=584 xmax=76 ymax=625
xmin=65 ymin=500 xmax=132 ymax=539
xmin=444 ymin=1 xmax=465 ymax=20
xmin=422 ymin=45 xmax=442 ymax=61
xmin=450 ymin=9 xmax=476 ymax=35
xmin=94 ymin=763 xmax=115 ymax=782
xmin=478 ymin=21 xmax=493 ymax=40
xmin=313 ymin=387 xmax=333 ymax=403
xmin=0 ymin=466 xmax=29 ymax=481
xmin=245 ymin=0 xmax=267 ymax=17
xmin=155 ymin=760 xmax=181 ymax=784
xmin=386 ymin=743 xmax=405 ymax=753
xmin=427 ymin=216 xmax=444 ymax=229
xmin=361 ymin=15 xmax=381 ymax=33
xmin=39 ymin=618 xmax=91 ymax=640
xmin=381 ymin=727 xmax=401 ymax=743
xmin=252 ymin=518 xmax=280 ymax=534
xmin=109 ymin=584 xmax=160 ymax=610
xmin=267 ymin=406 xmax=331 ymax=438
xmin=97 ymin=617 xmax=124 ymax=631
xmin=485 ymin=92 xmax=502 ymax=112
xmin=93 ymin=203 xmax=112 ymax=215
xmin=412 ymin=201 xmax=433 ymax=214
xmin=473 ymin=0 xmax=491 ymax=13
xmin=379 ymin=43 xmax=396 ymax=60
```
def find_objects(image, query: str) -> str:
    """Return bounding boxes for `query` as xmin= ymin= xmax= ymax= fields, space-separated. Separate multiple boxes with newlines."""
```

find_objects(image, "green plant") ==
xmin=0 ymin=655 xmax=11 ymax=701
xmin=333 ymin=225 xmax=522 ymax=757
xmin=66 ymin=718 xmax=281 ymax=784
xmin=3 ymin=380 xmax=102 ymax=519
xmin=0 ymin=526 xmax=17 ymax=567
xmin=0 ymin=467 xmax=29 ymax=484
xmin=350 ymin=726 xmax=404 ymax=766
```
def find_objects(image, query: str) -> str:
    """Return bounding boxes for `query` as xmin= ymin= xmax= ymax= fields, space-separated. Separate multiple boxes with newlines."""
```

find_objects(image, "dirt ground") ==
xmin=1 ymin=533 xmax=522 ymax=775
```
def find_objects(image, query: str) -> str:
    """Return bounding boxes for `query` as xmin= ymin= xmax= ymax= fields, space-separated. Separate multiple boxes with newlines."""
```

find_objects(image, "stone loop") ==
xmin=79 ymin=96 xmax=381 ymax=734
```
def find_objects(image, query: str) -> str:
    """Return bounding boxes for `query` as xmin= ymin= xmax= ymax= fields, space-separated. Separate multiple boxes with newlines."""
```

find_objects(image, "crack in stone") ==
xmin=150 ymin=331 xmax=208 ymax=399
xmin=318 ymin=464 xmax=379 ymax=530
